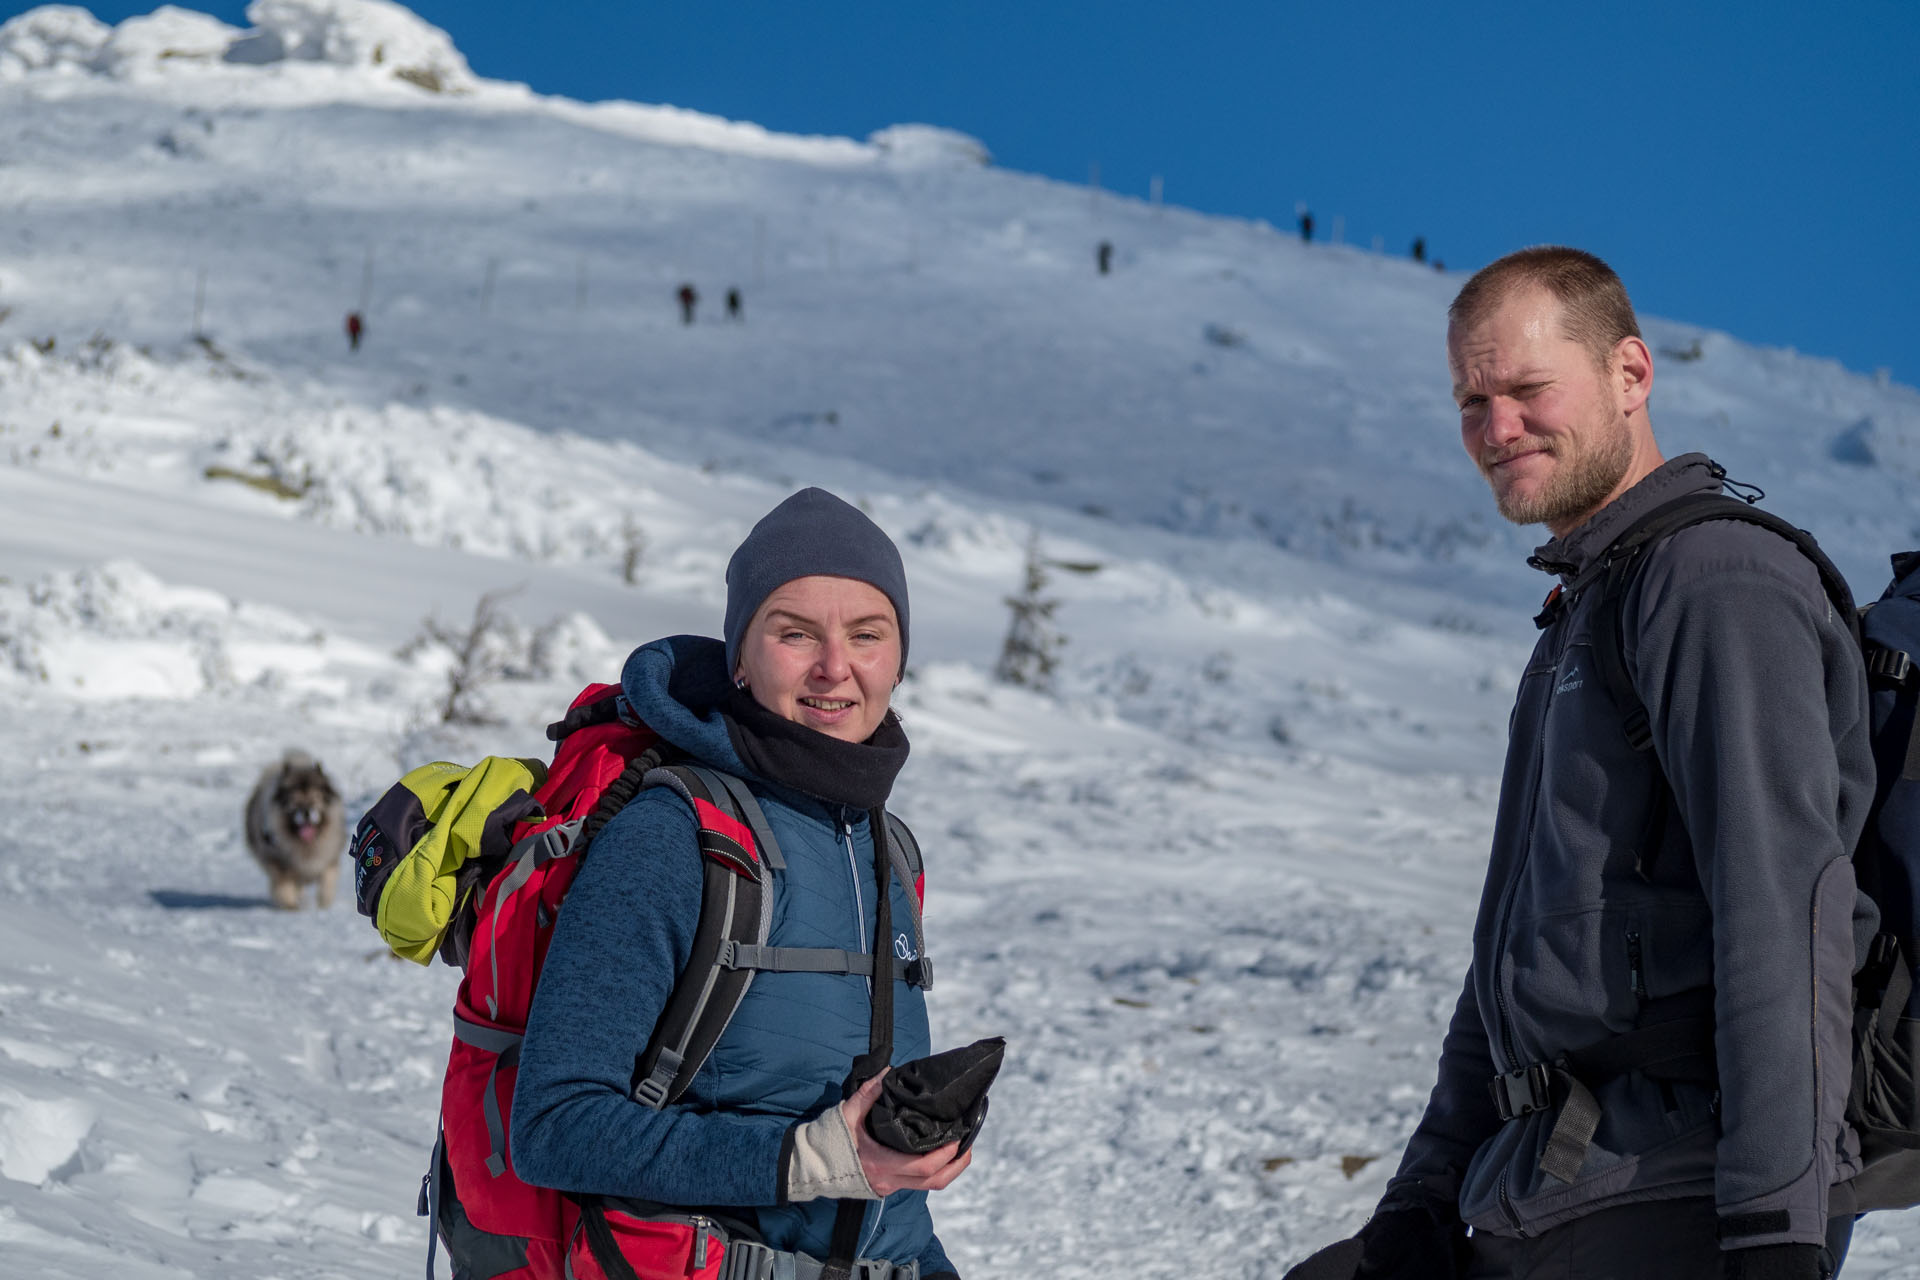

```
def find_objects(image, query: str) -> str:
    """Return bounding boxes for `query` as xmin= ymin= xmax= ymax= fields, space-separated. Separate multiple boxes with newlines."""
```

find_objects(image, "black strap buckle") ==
xmin=1867 ymin=646 xmax=1915 ymax=690
xmin=1489 ymin=1062 xmax=1554 ymax=1122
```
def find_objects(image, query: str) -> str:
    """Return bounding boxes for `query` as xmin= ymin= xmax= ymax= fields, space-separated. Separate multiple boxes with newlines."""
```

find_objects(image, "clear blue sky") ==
xmin=14 ymin=1 xmax=1920 ymax=387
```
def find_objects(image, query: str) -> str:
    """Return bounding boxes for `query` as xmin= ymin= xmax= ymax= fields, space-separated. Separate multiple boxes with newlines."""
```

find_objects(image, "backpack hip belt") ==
xmin=718 ymin=1241 xmax=921 ymax=1280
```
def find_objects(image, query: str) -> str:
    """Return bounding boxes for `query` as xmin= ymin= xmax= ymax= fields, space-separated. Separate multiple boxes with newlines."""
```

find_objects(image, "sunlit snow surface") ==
xmin=2 ymin=4 xmax=1920 ymax=1277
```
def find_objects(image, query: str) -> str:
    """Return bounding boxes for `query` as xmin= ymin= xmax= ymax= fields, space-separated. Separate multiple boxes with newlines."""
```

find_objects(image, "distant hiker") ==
xmin=510 ymin=488 xmax=975 ymax=1280
xmin=1411 ymin=236 xmax=1426 ymax=263
xmin=345 ymin=311 xmax=364 ymax=352
xmin=677 ymin=283 xmax=697 ymax=325
xmin=1097 ymin=240 xmax=1113 ymax=275
xmin=726 ymin=287 xmax=742 ymax=320
xmin=1433 ymin=260 xmax=1445 ymax=272
xmin=1298 ymin=211 xmax=1314 ymax=243
xmin=1289 ymin=248 xmax=1875 ymax=1280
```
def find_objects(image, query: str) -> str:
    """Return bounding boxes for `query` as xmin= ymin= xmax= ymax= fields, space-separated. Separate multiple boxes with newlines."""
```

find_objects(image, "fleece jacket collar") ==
xmin=1527 ymin=452 xmax=1722 ymax=582
xmin=620 ymin=634 xmax=909 ymax=812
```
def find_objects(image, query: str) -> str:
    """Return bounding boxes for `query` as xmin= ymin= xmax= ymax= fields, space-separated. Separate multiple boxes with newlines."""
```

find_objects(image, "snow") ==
xmin=0 ymin=4 xmax=1917 ymax=1277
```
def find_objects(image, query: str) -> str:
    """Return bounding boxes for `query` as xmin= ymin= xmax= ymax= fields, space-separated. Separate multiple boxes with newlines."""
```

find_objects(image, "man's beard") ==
xmin=1481 ymin=408 xmax=1634 ymax=530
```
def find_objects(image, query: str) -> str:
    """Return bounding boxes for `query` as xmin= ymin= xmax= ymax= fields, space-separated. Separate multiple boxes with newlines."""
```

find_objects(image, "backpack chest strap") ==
xmin=719 ymin=941 xmax=933 ymax=988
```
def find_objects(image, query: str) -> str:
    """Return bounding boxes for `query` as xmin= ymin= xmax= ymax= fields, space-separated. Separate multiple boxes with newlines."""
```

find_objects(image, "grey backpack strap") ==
xmin=883 ymin=811 xmax=932 ymax=989
xmin=627 ymin=765 xmax=774 ymax=1108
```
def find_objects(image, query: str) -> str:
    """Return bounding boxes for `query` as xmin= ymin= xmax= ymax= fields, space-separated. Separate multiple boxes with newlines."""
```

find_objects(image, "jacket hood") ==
xmin=1528 ymin=452 xmax=1722 ymax=581
xmin=620 ymin=634 xmax=753 ymax=776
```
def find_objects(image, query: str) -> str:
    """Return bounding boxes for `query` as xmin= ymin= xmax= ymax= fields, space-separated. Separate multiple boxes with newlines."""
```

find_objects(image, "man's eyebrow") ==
xmin=1452 ymin=368 xmax=1553 ymax=399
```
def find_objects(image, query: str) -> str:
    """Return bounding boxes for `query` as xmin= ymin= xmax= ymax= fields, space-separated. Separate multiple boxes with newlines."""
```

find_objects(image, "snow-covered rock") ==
xmin=94 ymin=6 xmax=241 ymax=75
xmin=869 ymin=123 xmax=992 ymax=169
xmin=0 ymin=4 xmax=110 ymax=77
xmin=224 ymin=0 xmax=473 ymax=92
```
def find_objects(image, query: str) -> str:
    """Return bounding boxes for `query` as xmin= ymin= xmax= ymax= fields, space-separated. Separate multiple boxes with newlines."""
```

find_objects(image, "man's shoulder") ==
xmin=1631 ymin=513 xmax=1830 ymax=614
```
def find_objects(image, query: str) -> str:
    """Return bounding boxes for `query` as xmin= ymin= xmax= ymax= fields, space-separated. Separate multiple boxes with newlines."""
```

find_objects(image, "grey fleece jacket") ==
xmin=1380 ymin=454 xmax=1876 ymax=1249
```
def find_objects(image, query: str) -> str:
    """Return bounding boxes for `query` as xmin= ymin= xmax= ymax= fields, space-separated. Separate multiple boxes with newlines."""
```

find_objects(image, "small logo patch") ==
xmin=1555 ymin=668 xmax=1585 ymax=695
xmin=894 ymin=933 xmax=918 ymax=962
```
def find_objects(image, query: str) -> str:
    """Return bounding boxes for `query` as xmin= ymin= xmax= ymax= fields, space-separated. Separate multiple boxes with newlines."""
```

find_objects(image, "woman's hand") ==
xmin=838 ymin=1070 xmax=973 ymax=1197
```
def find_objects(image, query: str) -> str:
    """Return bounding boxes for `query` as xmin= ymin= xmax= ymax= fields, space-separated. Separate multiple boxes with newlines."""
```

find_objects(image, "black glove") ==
xmin=1354 ymin=1204 xmax=1468 ymax=1280
xmin=1724 ymin=1244 xmax=1831 ymax=1280
xmin=1281 ymin=1235 xmax=1363 ymax=1280
xmin=864 ymin=1038 xmax=1004 ymax=1156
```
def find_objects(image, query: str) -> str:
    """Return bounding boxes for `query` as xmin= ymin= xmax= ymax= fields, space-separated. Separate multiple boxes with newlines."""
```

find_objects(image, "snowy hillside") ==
xmin=1 ymin=4 xmax=1918 ymax=1277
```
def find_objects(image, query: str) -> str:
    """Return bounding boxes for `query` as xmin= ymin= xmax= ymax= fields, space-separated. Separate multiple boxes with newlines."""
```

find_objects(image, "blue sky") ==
xmin=13 ymin=1 xmax=1920 ymax=387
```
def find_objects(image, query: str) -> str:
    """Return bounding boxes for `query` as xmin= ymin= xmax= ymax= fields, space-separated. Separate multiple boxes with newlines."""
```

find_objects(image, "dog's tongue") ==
xmin=298 ymin=824 xmax=318 ymax=842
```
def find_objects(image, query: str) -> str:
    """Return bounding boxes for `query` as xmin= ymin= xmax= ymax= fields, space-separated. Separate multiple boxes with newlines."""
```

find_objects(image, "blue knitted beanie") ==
xmin=723 ymin=488 xmax=910 ymax=676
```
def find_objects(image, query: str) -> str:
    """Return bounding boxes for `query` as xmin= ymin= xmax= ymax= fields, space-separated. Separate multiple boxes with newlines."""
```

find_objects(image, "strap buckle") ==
xmin=720 ymin=1241 xmax=776 ymax=1280
xmin=1868 ymin=645 xmax=1915 ymax=690
xmin=1489 ymin=1062 xmax=1555 ymax=1122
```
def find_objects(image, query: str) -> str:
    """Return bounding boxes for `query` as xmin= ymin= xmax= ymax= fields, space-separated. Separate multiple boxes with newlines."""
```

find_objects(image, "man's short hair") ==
xmin=1448 ymin=246 xmax=1642 ymax=369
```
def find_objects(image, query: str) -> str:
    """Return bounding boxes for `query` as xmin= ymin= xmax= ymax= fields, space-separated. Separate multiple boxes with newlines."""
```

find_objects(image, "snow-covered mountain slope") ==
xmin=1 ymin=4 xmax=1917 ymax=1277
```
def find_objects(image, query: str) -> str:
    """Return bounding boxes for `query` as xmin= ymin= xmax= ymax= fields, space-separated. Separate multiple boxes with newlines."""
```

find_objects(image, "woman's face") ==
xmin=734 ymin=575 xmax=901 ymax=744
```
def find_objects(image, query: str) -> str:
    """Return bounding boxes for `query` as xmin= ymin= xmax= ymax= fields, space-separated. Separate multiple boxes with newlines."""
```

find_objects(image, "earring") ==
xmin=734 ymin=675 xmax=749 ymax=690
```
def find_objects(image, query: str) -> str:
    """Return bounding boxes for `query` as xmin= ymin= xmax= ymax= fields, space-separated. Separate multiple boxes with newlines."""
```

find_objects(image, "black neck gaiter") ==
xmin=720 ymin=688 xmax=910 ymax=811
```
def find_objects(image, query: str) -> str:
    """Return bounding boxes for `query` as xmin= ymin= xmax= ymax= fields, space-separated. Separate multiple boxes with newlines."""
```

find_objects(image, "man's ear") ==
xmin=1614 ymin=335 xmax=1654 ymax=416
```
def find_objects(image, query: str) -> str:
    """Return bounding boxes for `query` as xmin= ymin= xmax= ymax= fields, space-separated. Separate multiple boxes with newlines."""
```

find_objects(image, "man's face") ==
xmin=1449 ymin=288 xmax=1635 ymax=533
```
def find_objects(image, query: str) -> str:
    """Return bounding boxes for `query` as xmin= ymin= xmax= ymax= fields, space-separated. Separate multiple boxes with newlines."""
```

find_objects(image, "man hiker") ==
xmin=1097 ymin=240 xmax=1114 ymax=275
xmin=1293 ymin=246 xmax=1875 ymax=1280
xmin=726 ymin=286 xmax=743 ymax=320
xmin=677 ymin=282 xmax=698 ymax=325
xmin=345 ymin=310 xmax=364 ymax=352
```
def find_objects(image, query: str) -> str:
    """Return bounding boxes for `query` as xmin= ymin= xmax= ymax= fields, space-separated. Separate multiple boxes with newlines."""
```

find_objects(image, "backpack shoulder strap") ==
xmin=883 ymin=810 xmax=932 ymax=989
xmin=1589 ymin=492 xmax=1860 ymax=755
xmin=626 ymin=764 xmax=773 ymax=1108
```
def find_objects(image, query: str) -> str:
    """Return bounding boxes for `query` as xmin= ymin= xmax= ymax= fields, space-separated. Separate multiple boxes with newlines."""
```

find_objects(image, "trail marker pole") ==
xmin=192 ymin=267 xmax=206 ymax=337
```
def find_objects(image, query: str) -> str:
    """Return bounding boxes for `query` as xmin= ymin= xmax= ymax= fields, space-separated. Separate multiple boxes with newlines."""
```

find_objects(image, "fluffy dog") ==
xmin=244 ymin=750 xmax=348 ymax=909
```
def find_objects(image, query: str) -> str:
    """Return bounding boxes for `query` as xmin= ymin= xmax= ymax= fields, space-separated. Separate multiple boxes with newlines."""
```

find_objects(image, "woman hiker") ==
xmin=510 ymin=486 xmax=971 ymax=1280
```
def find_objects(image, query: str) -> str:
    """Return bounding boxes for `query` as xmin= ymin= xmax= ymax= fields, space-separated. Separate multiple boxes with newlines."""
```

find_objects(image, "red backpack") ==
xmin=358 ymin=682 xmax=928 ymax=1280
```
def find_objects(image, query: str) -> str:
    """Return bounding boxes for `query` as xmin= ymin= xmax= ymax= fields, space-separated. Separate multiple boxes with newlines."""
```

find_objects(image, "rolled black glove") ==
xmin=1354 ymin=1204 xmax=1468 ymax=1280
xmin=865 ymin=1038 xmax=1005 ymax=1156
xmin=1723 ymin=1244 xmax=1831 ymax=1280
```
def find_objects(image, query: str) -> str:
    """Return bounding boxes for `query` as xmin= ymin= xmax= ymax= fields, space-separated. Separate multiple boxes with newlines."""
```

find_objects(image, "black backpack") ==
xmin=1584 ymin=487 xmax=1920 ymax=1212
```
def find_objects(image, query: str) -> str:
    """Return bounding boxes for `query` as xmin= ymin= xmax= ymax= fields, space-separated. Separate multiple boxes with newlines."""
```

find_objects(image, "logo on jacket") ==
xmin=894 ymin=933 xmax=918 ymax=962
xmin=1555 ymin=666 xmax=1585 ymax=695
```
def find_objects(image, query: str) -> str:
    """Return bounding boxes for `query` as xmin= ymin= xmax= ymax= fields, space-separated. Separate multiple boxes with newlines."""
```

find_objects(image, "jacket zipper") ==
xmin=1626 ymin=930 xmax=1648 ymax=1003
xmin=841 ymin=815 xmax=869 ymax=966
xmin=841 ymin=811 xmax=885 ymax=1254
xmin=1489 ymin=662 xmax=1560 ymax=1073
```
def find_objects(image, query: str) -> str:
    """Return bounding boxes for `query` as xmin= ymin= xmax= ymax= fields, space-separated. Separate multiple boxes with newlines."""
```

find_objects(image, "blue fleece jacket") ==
xmin=510 ymin=635 xmax=955 ymax=1276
